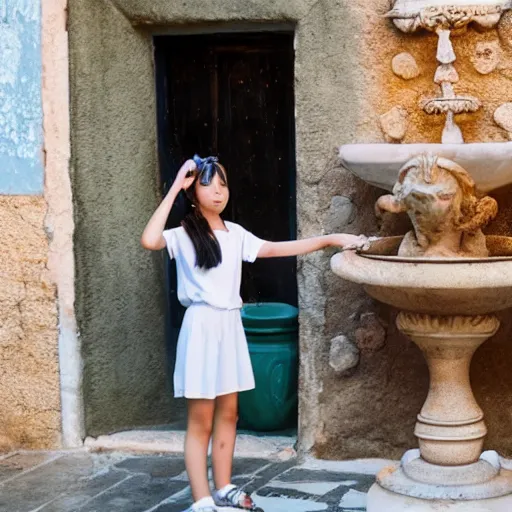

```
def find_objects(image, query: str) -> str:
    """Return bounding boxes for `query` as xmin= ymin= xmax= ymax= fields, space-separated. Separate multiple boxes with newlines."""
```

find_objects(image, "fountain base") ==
xmin=367 ymin=482 xmax=512 ymax=512
xmin=372 ymin=450 xmax=512 ymax=502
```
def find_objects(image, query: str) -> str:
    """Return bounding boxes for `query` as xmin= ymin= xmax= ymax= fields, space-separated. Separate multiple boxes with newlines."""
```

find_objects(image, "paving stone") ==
xmin=321 ymin=478 xmax=367 ymax=506
xmin=231 ymin=458 xmax=272 ymax=477
xmin=0 ymin=452 xmax=57 ymax=483
xmin=255 ymin=484 xmax=322 ymax=501
xmin=232 ymin=460 xmax=297 ymax=498
xmin=115 ymin=456 xmax=186 ymax=478
xmin=269 ymin=479 xmax=342 ymax=496
xmin=148 ymin=482 xmax=193 ymax=512
xmin=77 ymin=474 xmax=188 ymax=512
xmin=0 ymin=451 xmax=373 ymax=512
xmin=38 ymin=468 xmax=129 ymax=511
xmin=251 ymin=468 xmax=373 ymax=511
xmin=338 ymin=488 xmax=367 ymax=509
xmin=243 ymin=459 xmax=296 ymax=487
xmin=250 ymin=493 xmax=328 ymax=512
xmin=153 ymin=502 xmax=190 ymax=512
xmin=275 ymin=468 xmax=374 ymax=493
xmin=0 ymin=453 xmax=105 ymax=511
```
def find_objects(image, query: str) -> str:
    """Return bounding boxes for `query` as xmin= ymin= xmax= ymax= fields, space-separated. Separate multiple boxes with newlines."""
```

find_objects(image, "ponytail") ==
xmin=182 ymin=208 xmax=222 ymax=270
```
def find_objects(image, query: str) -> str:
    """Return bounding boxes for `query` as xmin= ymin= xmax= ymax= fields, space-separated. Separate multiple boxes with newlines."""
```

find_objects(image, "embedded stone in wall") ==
xmin=325 ymin=195 xmax=355 ymax=233
xmin=498 ymin=11 xmax=512 ymax=51
xmin=472 ymin=40 xmax=501 ymax=75
xmin=355 ymin=313 xmax=386 ymax=353
xmin=391 ymin=52 xmax=420 ymax=80
xmin=379 ymin=106 xmax=408 ymax=143
xmin=494 ymin=103 xmax=512 ymax=139
xmin=329 ymin=335 xmax=360 ymax=374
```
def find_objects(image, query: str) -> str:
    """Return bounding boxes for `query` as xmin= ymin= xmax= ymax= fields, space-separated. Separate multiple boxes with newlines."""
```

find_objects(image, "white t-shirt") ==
xmin=163 ymin=221 xmax=267 ymax=310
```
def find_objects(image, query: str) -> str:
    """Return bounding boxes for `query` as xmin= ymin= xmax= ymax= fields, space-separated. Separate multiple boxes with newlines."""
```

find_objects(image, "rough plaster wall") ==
xmin=292 ymin=1 xmax=381 ymax=456
xmin=71 ymin=0 xmax=512 ymax=457
xmin=68 ymin=0 xmax=174 ymax=435
xmin=0 ymin=197 xmax=61 ymax=451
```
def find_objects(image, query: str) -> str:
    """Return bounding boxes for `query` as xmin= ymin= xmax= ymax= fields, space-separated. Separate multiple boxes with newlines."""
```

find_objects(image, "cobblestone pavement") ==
xmin=0 ymin=451 xmax=380 ymax=512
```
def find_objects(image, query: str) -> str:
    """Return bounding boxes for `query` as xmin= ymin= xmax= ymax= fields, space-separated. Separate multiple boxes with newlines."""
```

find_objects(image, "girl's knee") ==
xmin=189 ymin=416 xmax=214 ymax=438
xmin=188 ymin=401 xmax=215 ymax=437
xmin=215 ymin=398 xmax=238 ymax=424
xmin=219 ymin=408 xmax=238 ymax=424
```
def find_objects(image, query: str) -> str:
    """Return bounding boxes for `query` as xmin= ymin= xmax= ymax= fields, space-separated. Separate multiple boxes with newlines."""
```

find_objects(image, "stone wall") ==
xmin=68 ymin=0 xmax=512 ymax=458
xmin=0 ymin=197 xmax=60 ymax=451
xmin=0 ymin=1 xmax=62 ymax=451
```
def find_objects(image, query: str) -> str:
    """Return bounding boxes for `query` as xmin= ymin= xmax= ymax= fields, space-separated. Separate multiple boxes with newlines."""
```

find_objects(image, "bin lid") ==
xmin=241 ymin=302 xmax=298 ymax=334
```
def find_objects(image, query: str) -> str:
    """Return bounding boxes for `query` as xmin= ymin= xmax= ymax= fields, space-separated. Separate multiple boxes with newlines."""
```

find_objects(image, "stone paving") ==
xmin=0 ymin=451 xmax=382 ymax=512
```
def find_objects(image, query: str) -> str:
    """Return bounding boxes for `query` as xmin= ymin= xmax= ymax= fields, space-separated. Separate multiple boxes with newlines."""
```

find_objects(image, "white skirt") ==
xmin=173 ymin=304 xmax=255 ymax=399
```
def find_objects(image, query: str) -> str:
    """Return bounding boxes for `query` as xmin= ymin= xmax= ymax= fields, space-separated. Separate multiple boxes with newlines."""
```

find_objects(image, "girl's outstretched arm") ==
xmin=257 ymin=234 xmax=367 ymax=258
xmin=141 ymin=159 xmax=197 ymax=250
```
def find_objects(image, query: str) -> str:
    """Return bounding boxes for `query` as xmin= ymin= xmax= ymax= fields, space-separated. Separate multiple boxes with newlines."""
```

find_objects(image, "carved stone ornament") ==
xmin=472 ymin=40 xmax=501 ymax=74
xmin=386 ymin=0 xmax=512 ymax=32
xmin=421 ymin=94 xmax=481 ymax=114
xmin=387 ymin=1 xmax=511 ymax=142
xmin=396 ymin=312 xmax=500 ymax=334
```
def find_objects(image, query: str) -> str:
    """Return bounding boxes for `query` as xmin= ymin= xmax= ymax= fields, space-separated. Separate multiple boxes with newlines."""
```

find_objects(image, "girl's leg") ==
xmin=185 ymin=399 xmax=215 ymax=502
xmin=211 ymin=392 xmax=238 ymax=490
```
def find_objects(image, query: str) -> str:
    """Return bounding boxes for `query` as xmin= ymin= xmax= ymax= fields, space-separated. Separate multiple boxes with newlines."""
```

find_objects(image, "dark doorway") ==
xmin=154 ymin=32 xmax=297 ymax=412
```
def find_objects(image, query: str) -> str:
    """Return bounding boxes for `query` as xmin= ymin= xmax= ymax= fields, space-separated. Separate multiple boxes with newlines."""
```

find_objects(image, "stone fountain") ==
xmin=331 ymin=1 xmax=512 ymax=510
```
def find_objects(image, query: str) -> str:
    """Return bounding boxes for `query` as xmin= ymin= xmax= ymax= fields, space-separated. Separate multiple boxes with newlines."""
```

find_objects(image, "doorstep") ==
xmin=84 ymin=430 xmax=297 ymax=460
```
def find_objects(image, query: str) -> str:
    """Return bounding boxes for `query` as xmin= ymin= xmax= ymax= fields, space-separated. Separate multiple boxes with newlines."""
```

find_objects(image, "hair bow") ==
xmin=192 ymin=154 xmax=220 ymax=185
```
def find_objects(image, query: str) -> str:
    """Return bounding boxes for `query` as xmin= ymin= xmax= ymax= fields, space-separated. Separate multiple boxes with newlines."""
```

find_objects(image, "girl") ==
xmin=141 ymin=155 xmax=366 ymax=512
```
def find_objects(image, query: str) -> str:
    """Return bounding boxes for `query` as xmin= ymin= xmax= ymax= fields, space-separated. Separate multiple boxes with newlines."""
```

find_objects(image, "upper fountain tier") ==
xmin=339 ymin=142 xmax=512 ymax=192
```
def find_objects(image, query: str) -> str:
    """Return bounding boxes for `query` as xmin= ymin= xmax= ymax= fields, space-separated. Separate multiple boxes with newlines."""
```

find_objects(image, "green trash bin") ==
xmin=238 ymin=302 xmax=298 ymax=432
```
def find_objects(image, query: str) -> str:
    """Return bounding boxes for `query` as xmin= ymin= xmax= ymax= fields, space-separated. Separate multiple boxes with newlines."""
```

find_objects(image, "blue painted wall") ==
xmin=0 ymin=1 xmax=43 ymax=195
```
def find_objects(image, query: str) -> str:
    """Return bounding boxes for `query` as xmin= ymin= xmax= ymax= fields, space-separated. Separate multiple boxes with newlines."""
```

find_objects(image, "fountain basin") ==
xmin=331 ymin=236 xmax=512 ymax=315
xmin=339 ymin=142 xmax=512 ymax=192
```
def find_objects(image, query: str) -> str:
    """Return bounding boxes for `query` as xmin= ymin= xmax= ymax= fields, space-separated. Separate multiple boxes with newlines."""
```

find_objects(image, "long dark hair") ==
xmin=181 ymin=155 xmax=228 ymax=270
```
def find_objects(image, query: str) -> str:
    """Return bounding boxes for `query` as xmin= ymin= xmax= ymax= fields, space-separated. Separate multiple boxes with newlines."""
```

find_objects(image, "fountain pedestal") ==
xmin=399 ymin=313 xmax=498 ymax=468
xmin=369 ymin=312 xmax=512 ymax=509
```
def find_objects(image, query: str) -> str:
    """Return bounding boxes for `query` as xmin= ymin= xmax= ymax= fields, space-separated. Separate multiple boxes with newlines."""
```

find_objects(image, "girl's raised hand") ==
xmin=330 ymin=233 xmax=368 ymax=249
xmin=173 ymin=159 xmax=198 ymax=192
